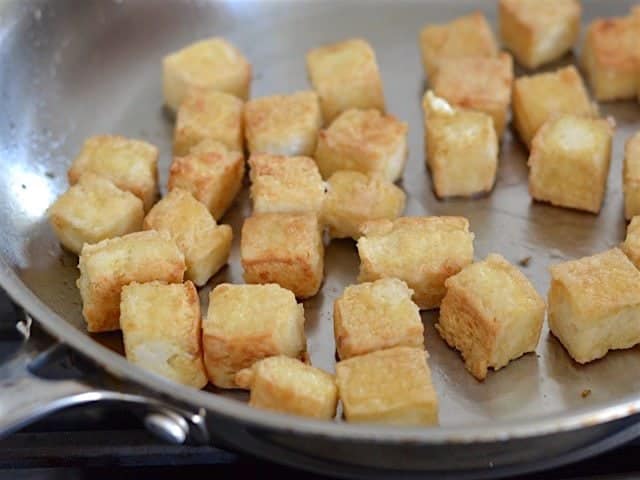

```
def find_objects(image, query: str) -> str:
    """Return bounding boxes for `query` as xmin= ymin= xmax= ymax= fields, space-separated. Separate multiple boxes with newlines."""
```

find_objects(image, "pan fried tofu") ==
xmin=548 ymin=248 xmax=640 ymax=364
xmin=173 ymin=90 xmax=244 ymax=156
xmin=437 ymin=254 xmax=545 ymax=381
xmin=528 ymin=114 xmax=613 ymax=214
xmin=419 ymin=12 xmax=498 ymax=78
xmin=357 ymin=216 xmax=474 ymax=310
xmin=143 ymin=189 xmax=232 ymax=287
xmin=235 ymin=356 xmax=337 ymax=420
xmin=248 ymin=154 xmax=325 ymax=215
xmin=68 ymin=135 xmax=159 ymax=211
xmin=499 ymin=0 xmax=581 ymax=69
xmin=162 ymin=37 xmax=251 ymax=112
xmin=625 ymin=132 xmax=640 ymax=220
xmin=423 ymin=91 xmax=498 ymax=198
xmin=306 ymin=38 xmax=385 ymax=123
xmin=168 ymin=139 xmax=245 ymax=221
xmin=321 ymin=170 xmax=405 ymax=240
xmin=512 ymin=65 xmax=595 ymax=148
xmin=622 ymin=216 xmax=640 ymax=269
xmin=244 ymin=91 xmax=322 ymax=156
xmin=47 ymin=174 xmax=144 ymax=255
xmin=334 ymin=278 xmax=424 ymax=360
xmin=203 ymin=283 xmax=306 ymax=389
xmin=77 ymin=230 xmax=186 ymax=333
xmin=241 ymin=213 xmax=324 ymax=298
xmin=120 ymin=281 xmax=207 ymax=389
xmin=336 ymin=346 xmax=438 ymax=425
xmin=314 ymin=109 xmax=408 ymax=182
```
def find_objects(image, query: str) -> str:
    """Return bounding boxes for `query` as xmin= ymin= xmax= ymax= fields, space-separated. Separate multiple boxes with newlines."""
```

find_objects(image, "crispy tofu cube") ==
xmin=143 ymin=189 xmax=232 ymax=287
xmin=624 ymin=132 xmax=640 ymax=220
xmin=168 ymin=139 xmax=245 ymax=220
xmin=235 ymin=356 xmax=337 ymax=420
xmin=68 ymin=135 xmax=159 ymax=211
xmin=306 ymin=38 xmax=385 ymax=124
xmin=47 ymin=174 xmax=144 ymax=255
xmin=499 ymin=0 xmax=581 ymax=69
xmin=336 ymin=347 xmax=438 ymax=425
xmin=244 ymin=91 xmax=322 ymax=156
xmin=334 ymin=278 xmax=424 ymax=360
xmin=241 ymin=213 xmax=324 ymax=298
xmin=419 ymin=12 xmax=498 ymax=78
xmin=436 ymin=254 xmax=545 ymax=381
xmin=512 ymin=65 xmax=595 ymax=148
xmin=314 ymin=109 xmax=408 ymax=182
xmin=173 ymin=90 xmax=244 ymax=156
xmin=162 ymin=37 xmax=251 ymax=112
xmin=423 ymin=91 xmax=498 ymax=198
xmin=357 ymin=216 xmax=474 ymax=310
xmin=622 ymin=216 xmax=640 ymax=269
xmin=548 ymin=248 xmax=640 ymax=364
xmin=203 ymin=283 xmax=306 ymax=388
xmin=248 ymin=154 xmax=325 ymax=215
xmin=432 ymin=53 xmax=513 ymax=136
xmin=322 ymin=170 xmax=405 ymax=240
xmin=120 ymin=281 xmax=207 ymax=389
xmin=77 ymin=230 xmax=186 ymax=333
xmin=528 ymin=114 xmax=613 ymax=214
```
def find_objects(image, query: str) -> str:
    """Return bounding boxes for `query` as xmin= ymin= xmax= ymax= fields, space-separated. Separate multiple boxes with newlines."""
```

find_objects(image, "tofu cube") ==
xmin=512 ymin=65 xmax=595 ymax=148
xmin=334 ymin=278 xmax=424 ymax=360
xmin=548 ymin=248 xmax=640 ymax=364
xmin=241 ymin=213 xmax=324 ymax=298
xmin=143 ymin=188 xmax=232 ymax=287
xmin=419 ymin=12 xmax=498 ymax=78
xmin=162 ymin=37 xmax=251 ymax=112
xmin=248 ymin=154 xmax=325 ymax=215
xmin=499 ymin=0 xmax=581 ymax=69
xmin=322 ymin=170 xmax=406 ymax=240
xmin=528 ymin=114 xmax=613 ymax=214
xmin=423 ymin=91 xmax=498 ymax=198
xmin=244 ymin=91 xmax=322 ymax=156
xmin=622 ymin=216 xmax=640 ymax=269
xmin=120 ymin=281 xmax=207 ymax=389
xmin=235 ymin=356 xmax=337 ymax=420
xmin=306 ymin=38 xmax=385 ymax=124
xmin=336 ymin=346 xmax=438 ymax=425
xmin=314 ymin=109 xmax=408 ymax=182
xmin=173 ymin=90 xmax=244 ymax=156
xmin=77 ymin=230 xmax=186 ymax=333
xmin=436 ymin=254 xmax=545 ymax=381
xmin=624 ymin=132 xmax=640 ymax=220
xmin=357 ymin=216 xmax=474 ymax=310
xmin=48 ymin=173 xmax=144 ymax=255
xmin=68 ymin=135 xmax=159 ymax=211
xmin=168 ymin=139 xmax=245 ymax=221
xmin=203 ymin=283 xmax=306 ymax=388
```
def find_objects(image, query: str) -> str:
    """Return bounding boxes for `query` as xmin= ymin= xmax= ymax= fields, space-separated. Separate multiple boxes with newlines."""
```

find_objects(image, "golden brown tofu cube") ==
xmin=624 ymin=132 xmax=640 ymax=220
xmin=321 ymin=170 xmax=405 ymax=240
xmin=203 ymin=283 xmax=306 ymax=389
xmin=162 ymin=37 xmax=251 ymax=112
xmin=168 ymin=139 xmax=245 ymax=221
xmin=77 ymin=230 xmax=186 ymax=333
xmin=314 ymin=109 xmax=408 ymax=182
xmin=241 ymin=213 xmax=324 ymax=298
xmin=622 ymin=216 xmax=640 ymax=269
xmin=357 ymin=216 xmax=474 ymax=310
xmin=548 ymin=248 xmax=640 ymax=364
xmin=437 ymin=254 xmax=545 ymax=381
xmin=235 ymin=356 xmax=337 ymax=420
xmin=47 ymin=174 xmax=143 ymax=255
xmin=143 ymin=189 xmax=232 ymax=287
xmin=499 ymin=0 xmax=581 ymax=69
xmin=528 ymin=114 xmax=613 ymax=214
xmin=244 ymin=91 xmax=322 ymax=156
xmin=120 ymin=281 xmax=207 ymax=389
xmin=68 ymin=135 xmax=159 ymax=211
xmin=248 ymin=154 xmax=325 ymax=215
xmin=306 ymin=38 xmax=385 ymax=123
xmin=336 ymin=346 xmax=438 ymax=425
